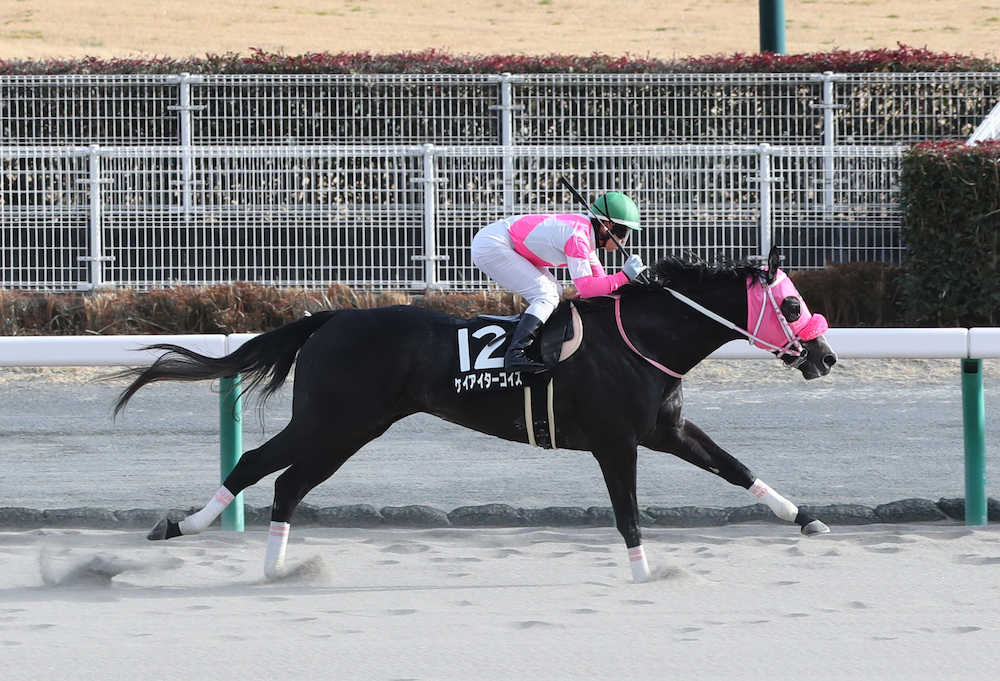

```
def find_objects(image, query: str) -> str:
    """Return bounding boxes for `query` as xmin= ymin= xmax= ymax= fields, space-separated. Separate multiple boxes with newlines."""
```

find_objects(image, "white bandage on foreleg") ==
xmin=628 ymin=545 xmax=650 ymax=583
xmin=265 ymin=521 xmax=291 ymax=577
xmin=749 ymin=479 xmax=799 ymax=522
xmin=178 ymin=486 xmax=235 ymax=535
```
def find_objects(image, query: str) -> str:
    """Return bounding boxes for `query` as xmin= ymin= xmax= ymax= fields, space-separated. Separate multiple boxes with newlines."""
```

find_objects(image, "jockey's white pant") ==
xmin=471 ymin=220 xmax=561 ymax=323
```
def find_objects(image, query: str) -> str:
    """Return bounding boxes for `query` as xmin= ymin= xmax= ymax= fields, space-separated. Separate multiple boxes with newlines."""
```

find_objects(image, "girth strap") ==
xmin=523 ymin=378 xmax=557 ymax=449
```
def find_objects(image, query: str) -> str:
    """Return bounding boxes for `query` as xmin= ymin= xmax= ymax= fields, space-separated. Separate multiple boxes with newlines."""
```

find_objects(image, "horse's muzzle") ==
xmin=787 ymin=337 xmax=837 ymax=379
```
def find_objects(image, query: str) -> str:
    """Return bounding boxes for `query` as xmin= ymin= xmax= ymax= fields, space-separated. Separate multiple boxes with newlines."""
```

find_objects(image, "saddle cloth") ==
xmin=457 ymin=302 xmax=582 ymax=449
xmin=477 ymin=300 xmax=583 ymax=370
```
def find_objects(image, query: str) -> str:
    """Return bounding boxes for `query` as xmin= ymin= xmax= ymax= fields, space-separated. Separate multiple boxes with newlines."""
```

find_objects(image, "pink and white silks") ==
xmin=470 ymin=214 xmax=628 ymax=324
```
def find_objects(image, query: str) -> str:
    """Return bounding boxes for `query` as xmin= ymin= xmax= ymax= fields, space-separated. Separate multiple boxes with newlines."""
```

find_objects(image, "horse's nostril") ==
xmin=823 ymin=353 xmax=837 ymax=368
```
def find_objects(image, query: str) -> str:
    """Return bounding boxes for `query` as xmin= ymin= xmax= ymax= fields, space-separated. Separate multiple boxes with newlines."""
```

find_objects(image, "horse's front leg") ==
xmin=641 ymin=418 xmax=830 ymax=536
xmin=592 ymin=446 xmax=651 ymax=583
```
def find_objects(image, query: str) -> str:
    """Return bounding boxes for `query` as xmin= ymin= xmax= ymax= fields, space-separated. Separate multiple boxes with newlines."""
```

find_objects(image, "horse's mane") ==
xmin=642 ymin=254 xmax=763 ymax=292
xmin=570 ymin=255 xmax=763 ymax=315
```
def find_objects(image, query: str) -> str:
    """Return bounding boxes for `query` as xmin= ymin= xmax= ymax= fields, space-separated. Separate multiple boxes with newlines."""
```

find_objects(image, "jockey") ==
xmin=471 ymin=191 xmax=648 ymax=373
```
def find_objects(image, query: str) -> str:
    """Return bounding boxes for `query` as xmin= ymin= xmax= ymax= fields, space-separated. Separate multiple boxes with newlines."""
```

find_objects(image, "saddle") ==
xmin=452 ymin=301 xmax=583 ymax=396
xmin=478 ymin=301 xmax=583 ymax=371
xmin=455 ymin=301 xmax=583 ymax=448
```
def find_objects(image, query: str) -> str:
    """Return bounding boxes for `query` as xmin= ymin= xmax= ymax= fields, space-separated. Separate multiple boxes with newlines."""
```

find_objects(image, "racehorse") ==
xmin=113 ymin=247 xmax=837 ymax=582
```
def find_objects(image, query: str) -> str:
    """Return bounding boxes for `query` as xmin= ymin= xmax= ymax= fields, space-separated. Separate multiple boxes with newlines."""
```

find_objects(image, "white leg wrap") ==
xmin=178 ymin=486 xmax=235 ymax=535
xmin=749 ymin=478 xmax=799 ymax=522
xmin=628 ymin=545 xmax=650 ymax=583
xmin=265 ymin=522 xmax=291 ymax=578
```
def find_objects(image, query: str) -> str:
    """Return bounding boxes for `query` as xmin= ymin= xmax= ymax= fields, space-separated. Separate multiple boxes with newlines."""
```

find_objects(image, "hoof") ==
xmin=800 ymin=519 xmax=831 ymax=536
xmin=147 ymin=518 xmax=182 ymax=541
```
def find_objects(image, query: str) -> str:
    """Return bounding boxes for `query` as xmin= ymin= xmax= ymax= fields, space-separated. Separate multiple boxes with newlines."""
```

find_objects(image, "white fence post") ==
xmin=489 ymin=72 xmax=522 ymax=213
xmin=821 ymin=72 xmax=836 ymax=212
xmin=810 ymin=72 xmax=848 ymax=213
xmin=167 ymin=73 xmax=206 ymax=218
xmin=758 ymin=143 xmax=773 ymax=258
xmin=75 ymin=145 xmax=111 ymax=290
xmin=423 ymin=144 xmax=437 ymax=289
xmin=409 ymin=144 xmax=448 ymax=290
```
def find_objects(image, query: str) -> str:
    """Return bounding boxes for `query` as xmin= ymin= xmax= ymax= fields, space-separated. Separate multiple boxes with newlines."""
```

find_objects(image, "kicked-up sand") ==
xmin=1 ymin=522 xmax=999 ymax=680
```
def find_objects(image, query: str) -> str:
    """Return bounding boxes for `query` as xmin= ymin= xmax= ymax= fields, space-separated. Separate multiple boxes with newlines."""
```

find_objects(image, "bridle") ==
xmin=746 ymin=274 xmax=811 ymax=368
xmin=613 ymin=273 xmax=812 ymax=377
xmin=666 ymin=274 xmax=810 ymax=368
xmin=663 ymin=275 xmax=809 ymax=369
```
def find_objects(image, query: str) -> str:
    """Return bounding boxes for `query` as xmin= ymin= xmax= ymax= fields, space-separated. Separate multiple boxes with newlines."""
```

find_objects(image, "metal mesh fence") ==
xmin=2 ymin=72 xmax=997 ymax=146
xmin=770 ymin=146 xmax=904 ymax=268
xmin=0 ymin=76 xmax=181 ymax=146
xmin=510 ymin=74 xmax=825 ymax=144
xmin=1 ymin=144 xmax=903 ymax=291
xmin=836 ymin=73 xmax=1000 ymax=143
xmin=190 ymin=74 xmax=502 ymax=145
xmin=0 ymin=148 xmax=91 ymax=288
xmin=432 ymin=145 xmax=765 ymax=289
xmin=98 ymin=147 xmax=426 ymax=288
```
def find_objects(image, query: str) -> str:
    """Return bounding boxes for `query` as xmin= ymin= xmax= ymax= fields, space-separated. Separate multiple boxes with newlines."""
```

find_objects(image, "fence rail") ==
xmin=2 ymin=72 xmax=997 ymax=146
xmin=1 ymin=144 xmax=904 ymax=291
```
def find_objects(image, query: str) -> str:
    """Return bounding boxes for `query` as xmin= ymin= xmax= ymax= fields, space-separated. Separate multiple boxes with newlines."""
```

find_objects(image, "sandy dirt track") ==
xmin=2 ymin=524 xmax=1000 ymax=681
xmin=2 ymin=0 xmax=998 ymax=62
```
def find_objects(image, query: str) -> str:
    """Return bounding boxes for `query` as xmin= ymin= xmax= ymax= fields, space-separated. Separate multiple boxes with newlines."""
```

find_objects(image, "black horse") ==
xmin=114 ymin=248 xmax=837 ymax=582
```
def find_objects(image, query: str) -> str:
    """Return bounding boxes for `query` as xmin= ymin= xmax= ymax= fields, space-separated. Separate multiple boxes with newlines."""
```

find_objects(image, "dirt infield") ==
xmin=2 ymin=0 xmax=998 ymax=62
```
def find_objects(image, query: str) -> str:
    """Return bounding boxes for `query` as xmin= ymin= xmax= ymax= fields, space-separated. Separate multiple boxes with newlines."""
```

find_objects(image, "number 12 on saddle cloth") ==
xmin=452 ymin=303 xmax=582 ymax=395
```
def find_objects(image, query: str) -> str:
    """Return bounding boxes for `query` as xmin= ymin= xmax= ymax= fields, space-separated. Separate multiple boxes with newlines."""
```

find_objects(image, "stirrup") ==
xmin=504 ymin=351 xmax=546 ymax=374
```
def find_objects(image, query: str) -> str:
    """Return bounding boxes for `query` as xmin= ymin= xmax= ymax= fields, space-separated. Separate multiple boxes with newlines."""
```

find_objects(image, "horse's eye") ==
xmin=780 ymin=296 xmax=802 ymax=322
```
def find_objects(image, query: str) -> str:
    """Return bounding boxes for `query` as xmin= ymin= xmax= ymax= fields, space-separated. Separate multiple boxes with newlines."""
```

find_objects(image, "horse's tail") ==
xmin=112 ymin=311 xmax=337 ymax=416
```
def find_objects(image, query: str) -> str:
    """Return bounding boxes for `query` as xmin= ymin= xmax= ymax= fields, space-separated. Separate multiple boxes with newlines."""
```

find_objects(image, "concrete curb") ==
xmin=0 ymin=497 xmax=996 ymax=530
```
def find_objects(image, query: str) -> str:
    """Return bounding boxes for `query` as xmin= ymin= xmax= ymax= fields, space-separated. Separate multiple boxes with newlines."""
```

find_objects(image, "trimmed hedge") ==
xmin=2 ymin=44 xmax=997 ymax=75
xmin=899 ymin=141 xmax=1000 ymax=326
xmin=789 ymin=263 xmax=904 ymax=328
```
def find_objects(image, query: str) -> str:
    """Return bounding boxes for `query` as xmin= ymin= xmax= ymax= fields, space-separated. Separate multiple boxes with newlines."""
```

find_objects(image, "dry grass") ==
xmin=0 ymin=284 xmax=528 ymax=335
xmin=1 ymin=263 xmax=903 ymax=335
xmin=1 ymin=1 xmax=997 ymax=62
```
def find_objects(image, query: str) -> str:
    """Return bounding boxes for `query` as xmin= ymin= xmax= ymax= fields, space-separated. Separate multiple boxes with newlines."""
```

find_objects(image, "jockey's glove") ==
xmin=623 ymin=254 xmax=648 ymax=282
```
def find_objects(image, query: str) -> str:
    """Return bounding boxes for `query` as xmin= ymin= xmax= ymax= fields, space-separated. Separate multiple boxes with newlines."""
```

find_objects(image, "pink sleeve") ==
xmin=574 ymin=270 xmax=629 ymax=298
xmin=589 ymin=253 xmax=607 ymax=278
xmin=564 ymin=234 xmax=592 ymax=259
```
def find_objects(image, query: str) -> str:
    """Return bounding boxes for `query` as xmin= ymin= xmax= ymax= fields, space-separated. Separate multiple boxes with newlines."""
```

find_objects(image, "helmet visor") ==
xmin=610 ymin=222 xmax=632 ymax=240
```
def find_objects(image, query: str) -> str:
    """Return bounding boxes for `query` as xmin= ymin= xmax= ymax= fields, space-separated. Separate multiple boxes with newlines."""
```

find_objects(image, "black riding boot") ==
xmin=503 ymin=313 xmax=547 ymax=374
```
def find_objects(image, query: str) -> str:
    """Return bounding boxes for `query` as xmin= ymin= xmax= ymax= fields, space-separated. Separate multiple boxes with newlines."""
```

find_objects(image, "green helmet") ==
xmin=590 ymin=192 xmax=641 ymax=230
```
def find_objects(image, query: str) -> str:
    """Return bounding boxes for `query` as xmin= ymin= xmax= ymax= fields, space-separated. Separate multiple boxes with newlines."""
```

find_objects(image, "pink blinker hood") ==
xmin=746 ymin=269 xmax=829 ymax=352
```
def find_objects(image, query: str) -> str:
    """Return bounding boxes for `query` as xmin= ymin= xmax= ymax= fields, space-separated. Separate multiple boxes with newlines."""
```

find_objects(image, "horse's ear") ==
xmin=766 ymin=245 xmax=781 ymax=284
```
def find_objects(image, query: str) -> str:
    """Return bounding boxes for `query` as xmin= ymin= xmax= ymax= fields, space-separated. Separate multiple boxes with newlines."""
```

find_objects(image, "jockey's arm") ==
xmin=567 ymin=252 xmax=628 ymax=298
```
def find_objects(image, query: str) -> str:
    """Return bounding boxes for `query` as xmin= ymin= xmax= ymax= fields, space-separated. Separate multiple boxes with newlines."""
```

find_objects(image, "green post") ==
xmin=961 ymin=359 xmax=987 ymax=526
xmin=219 ymin=374 xmax=245 ymax=532
xmin=759 ymin=0 xmax=786 ymax=54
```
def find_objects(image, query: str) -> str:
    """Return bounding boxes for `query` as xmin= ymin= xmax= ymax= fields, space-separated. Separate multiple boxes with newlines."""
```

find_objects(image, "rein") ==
xmin=612 ymin=275 xmax=808 ymax=377
xmin=667 ymin=278 xmax=804 ymax=359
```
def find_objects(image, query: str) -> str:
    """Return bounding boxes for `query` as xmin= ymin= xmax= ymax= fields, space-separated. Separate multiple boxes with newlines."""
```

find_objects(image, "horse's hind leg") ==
xmin=642 ymin=418 xmax=830 ymax=535
xmin=263 ymin=423 xmax=396 ymax=577
xmin=147 ymin=425 xmax=300 ymax=541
